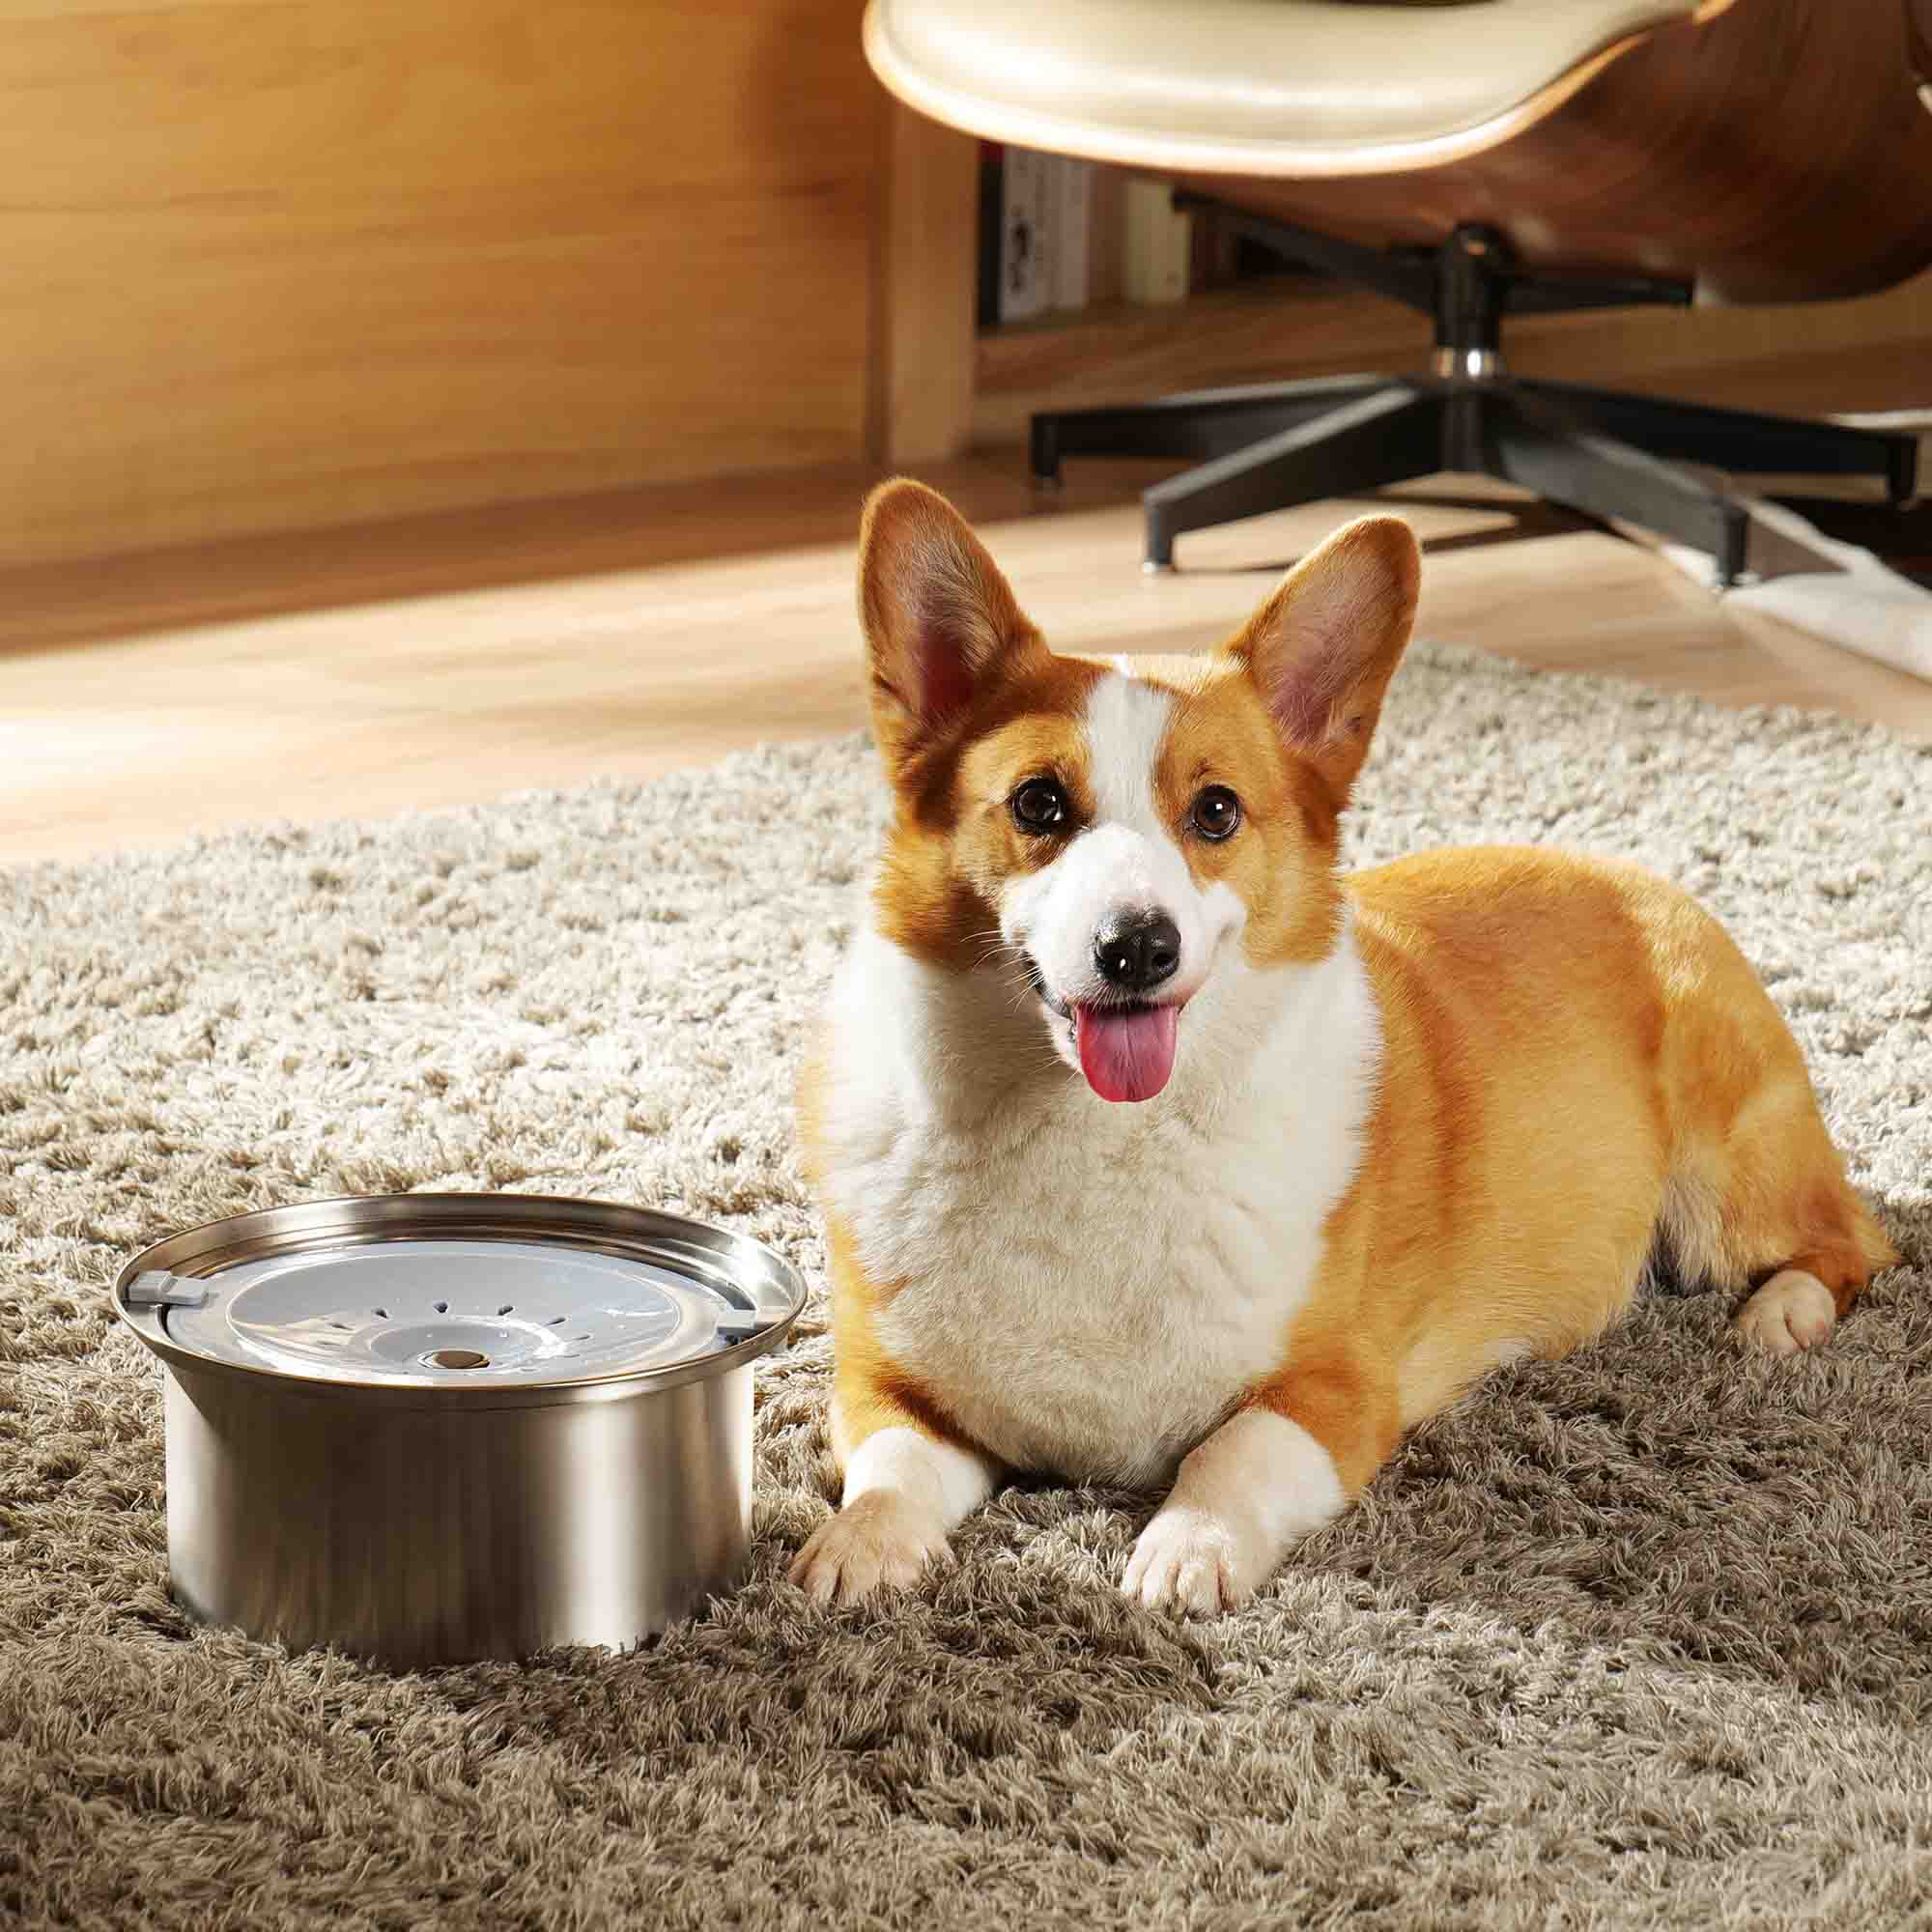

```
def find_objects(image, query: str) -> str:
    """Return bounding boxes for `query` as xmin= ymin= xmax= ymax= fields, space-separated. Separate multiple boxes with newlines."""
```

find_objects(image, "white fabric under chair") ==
xmin=1658 ymin=415 xmax=1932 ymax=687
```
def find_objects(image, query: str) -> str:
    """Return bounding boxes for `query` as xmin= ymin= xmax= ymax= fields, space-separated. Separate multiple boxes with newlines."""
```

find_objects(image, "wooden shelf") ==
xmin=974 ymin=275 xmax=1337 ymax=348
xmin=970 ymin=271 xmax=1932 ymax=447
xmin=974 ymin=284 xmax=1429 ymax=443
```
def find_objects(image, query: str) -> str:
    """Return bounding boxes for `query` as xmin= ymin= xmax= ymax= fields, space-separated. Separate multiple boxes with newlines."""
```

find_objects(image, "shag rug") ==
xmin=4 ymin=639 xmax=1930 ymax=1931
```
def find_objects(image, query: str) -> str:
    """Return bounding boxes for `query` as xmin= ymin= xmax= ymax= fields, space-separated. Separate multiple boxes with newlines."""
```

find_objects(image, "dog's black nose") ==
xmin=1094 ymin=913 xmax=1181 ymax=994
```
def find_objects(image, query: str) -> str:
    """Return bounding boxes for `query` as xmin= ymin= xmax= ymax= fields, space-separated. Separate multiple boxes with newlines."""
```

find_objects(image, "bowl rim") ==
xmin=110 ymin=1191 xmax=809 ymax=1411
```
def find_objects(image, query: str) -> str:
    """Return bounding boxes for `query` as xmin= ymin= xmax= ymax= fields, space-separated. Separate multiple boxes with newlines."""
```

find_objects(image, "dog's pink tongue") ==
xmin=1074 ymin=1003 xmax=1179 ymax=1103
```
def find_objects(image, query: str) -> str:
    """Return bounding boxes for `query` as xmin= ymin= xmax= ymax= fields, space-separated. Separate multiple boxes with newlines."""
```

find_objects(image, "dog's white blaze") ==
xmin=821 ymin=908 xmax=1384 ymax=1486
xmin=1000 ymin=671 xmax=1244 ymax=1026
xmin=1084 ymin=670 xmax=1172 ymax=837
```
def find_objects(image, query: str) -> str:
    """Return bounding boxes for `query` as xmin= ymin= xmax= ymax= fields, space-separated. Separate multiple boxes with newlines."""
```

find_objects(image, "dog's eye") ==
xmin=1189 ymin=785 xmax=1242 ymax=842
xmin=1009 ymin=778 xmax=1070 ymax=835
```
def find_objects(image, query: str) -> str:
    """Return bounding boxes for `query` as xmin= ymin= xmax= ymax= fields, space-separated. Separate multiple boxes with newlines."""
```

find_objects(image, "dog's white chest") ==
xmin=820 ymin=930 xmax=1380 ymax=1487
xmin=865 ymin=1120 xmax=1320 ymax=1485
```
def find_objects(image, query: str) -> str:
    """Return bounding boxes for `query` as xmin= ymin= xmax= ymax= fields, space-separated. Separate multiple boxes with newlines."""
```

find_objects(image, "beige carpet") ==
xmin=4 ymin=639 xmax=1929 ymax=1930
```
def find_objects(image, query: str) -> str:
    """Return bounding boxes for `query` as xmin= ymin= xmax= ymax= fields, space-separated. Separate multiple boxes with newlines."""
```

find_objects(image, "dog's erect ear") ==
xmin=1223 ymin=515 xmax=1421 ymax=810
xmin=858 ymin=479 xmax=1037 ymax=770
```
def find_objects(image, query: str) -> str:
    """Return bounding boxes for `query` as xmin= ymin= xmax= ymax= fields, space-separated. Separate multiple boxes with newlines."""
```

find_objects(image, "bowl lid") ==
xmin=112 ymin=1194 xmax=807 ymax=1403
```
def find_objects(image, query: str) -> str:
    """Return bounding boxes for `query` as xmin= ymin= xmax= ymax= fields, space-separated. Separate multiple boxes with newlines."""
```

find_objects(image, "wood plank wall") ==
xmin=0 ymin=0 xmax=877 ymax=568
xmin=869 ymin=102 xmax=978 ymax=467
xmin=2 ymin=3 xmax=1924 ymax=574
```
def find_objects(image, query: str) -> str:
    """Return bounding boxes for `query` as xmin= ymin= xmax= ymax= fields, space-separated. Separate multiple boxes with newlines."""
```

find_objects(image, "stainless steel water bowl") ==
xmin=112 ymin=1193 xmax=806 ymax=1667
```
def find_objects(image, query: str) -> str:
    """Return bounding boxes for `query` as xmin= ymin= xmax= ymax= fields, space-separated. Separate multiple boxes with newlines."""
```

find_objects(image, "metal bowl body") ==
xmin=161 ymin=1357 xmax=753 ymax=1667
xmin=115 ymin=1194 xmax=805 ymax=1667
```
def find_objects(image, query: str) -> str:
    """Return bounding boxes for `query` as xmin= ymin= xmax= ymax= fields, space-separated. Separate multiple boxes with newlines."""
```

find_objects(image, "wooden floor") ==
xmin=4 ymin=441 xmax=1931 ymax=867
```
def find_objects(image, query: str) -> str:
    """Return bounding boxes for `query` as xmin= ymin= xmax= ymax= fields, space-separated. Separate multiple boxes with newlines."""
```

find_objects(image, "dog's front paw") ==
xmin=788 ymin=1490 xmax=952 ymax=1605
xmin=1122 ymin=1504 xmax=1268 ymax=1617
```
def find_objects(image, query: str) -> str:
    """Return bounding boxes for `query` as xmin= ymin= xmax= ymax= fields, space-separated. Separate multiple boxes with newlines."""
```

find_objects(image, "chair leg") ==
xmin=1487 ymin=390 xmax=1751 ymax=585
xmin=1522 ymin=378 xmax=1918 ymax=501
xmin=1142 ymin=384 xmax=1443 ymax=568
xmin=1030 ymin=375 xmax=1389 ymax=484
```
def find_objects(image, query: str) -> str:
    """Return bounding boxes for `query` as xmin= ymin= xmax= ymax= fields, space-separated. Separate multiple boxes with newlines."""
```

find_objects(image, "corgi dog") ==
xmin=789 ymin=480 xmax=1895 ymax=1616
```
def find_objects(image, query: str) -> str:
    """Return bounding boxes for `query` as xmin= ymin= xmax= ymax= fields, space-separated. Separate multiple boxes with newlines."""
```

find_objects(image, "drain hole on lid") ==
xmin=547 ymin=1317 xmax=566 ymax=1326
xmin=497 ymin=1303 xmax=515 ymax=1316
xmin=429 ymin=1348 xmax=489 ymax=1371
xmin=373 ymin=1307 xmax=388 ymax=1319
xmin=433 ymin=1300 xmax=449 ymax=1315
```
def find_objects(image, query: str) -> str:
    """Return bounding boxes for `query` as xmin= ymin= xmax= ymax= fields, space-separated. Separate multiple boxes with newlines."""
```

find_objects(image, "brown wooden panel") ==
xmin=0 ymin=0 xmax=876 ymax=568
xmin=870 ymin=99 xmax=978 ymax=466
xmin=1195 ymin=0 xmax=1932 ymax=304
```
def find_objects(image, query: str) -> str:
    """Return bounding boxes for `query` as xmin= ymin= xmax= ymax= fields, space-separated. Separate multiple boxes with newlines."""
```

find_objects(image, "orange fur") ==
xmin=1283 ymin=847 xmax=1898 ymax=1494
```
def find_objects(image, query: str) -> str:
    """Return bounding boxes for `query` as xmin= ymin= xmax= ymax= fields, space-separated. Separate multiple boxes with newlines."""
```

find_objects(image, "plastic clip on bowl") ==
xmin=113 ymin=1194 xmax=806 ymax=1667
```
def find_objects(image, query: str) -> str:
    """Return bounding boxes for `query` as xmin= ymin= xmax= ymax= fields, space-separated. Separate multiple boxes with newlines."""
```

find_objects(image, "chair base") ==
xmin=1027 ymin=215 xmax=1920 ymax=586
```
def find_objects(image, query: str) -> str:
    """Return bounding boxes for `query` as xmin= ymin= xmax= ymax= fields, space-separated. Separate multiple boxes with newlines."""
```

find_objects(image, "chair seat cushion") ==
xmin=865 ymin=0 xmax=1701 ymax=174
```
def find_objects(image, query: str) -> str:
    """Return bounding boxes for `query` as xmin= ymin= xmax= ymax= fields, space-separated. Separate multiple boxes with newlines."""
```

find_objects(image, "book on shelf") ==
xmin=980 ymin=145 xmax=1100 ymax=323
xmin=996 ymin=145 xmax=1051 ymax=324
xmin=1050 ymin=156 xmax=1093 ymax=314
xmin=1122 ymin=177 xmax=1192 ymax=305
xmin=977 ymin=140 xmax=1004 ymax=329
xmin=977 ymin=151 xmax=1325 ymax=327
